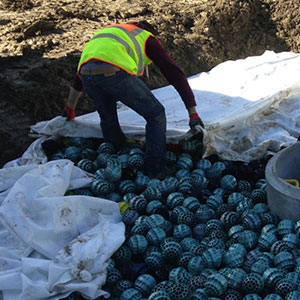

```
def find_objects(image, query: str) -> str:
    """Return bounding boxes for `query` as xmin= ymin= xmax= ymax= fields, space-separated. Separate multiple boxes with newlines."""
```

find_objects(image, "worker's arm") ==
xmin=145 ymin=37 xmax=204 ymax=128
xmin=64 ymin=74 xmax=84 ymax=120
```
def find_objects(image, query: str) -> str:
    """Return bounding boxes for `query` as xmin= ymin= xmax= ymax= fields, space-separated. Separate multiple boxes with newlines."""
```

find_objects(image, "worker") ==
xmin=63 ymin=20 xmax=204 ymax=179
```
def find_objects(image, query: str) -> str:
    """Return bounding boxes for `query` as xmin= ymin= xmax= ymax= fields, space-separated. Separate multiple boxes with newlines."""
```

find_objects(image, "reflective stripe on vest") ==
xmin=90 ymin=25 xmax=144 ymax=76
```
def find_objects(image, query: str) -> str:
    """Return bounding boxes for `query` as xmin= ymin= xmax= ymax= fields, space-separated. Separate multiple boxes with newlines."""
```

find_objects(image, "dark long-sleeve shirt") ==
xmin=72 ymin=34 xmax=196 ymax=109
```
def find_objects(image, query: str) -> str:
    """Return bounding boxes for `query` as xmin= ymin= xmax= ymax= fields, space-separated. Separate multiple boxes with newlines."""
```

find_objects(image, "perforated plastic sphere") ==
xmin=250 ymin=188 xmax=266 ymax=204
xmin=104 ymin=163 xmax=122 ymax=181
xmin=224 ymin=249 xmax=245 ymax=268
xmin=128 ymin=154 xmax=144 ymax=170
xmin=64 ymin=146 xmax=81 ymax=163
xmin=258 ymin=232 xmax=278 ymax=251
xmin=236 ymin=198 xmax=254 ymax=214
xmin=227 ymin=192 xmax=245 ymax=210
xmin=147 ymin=227 xmax=166 ymax=246
xmin=129 ymin=195 xmax=147 ymax=213
xmin=191 ymin=174 xmax=209 ymax=190
xmin=224 ymin=268 xmax=247 ymax=290
xmin=146 ymin=201 xmax=163 ymax=215
xmin=220 ymin=211 xmax=240 ymax=228
xmin=261 ymin=224 xmax=278 ymax=236
xmin=169 ymin=267 xmax=193 ymax=284
xmin=178 ymin=181 xmax=193 ymax=194
xmin=183 ymin=197 xmax=200 ymax=213
xmin=274 ymin=251 xmax=294 ymax=271
xmin=242 ymin=212 xmax=262 ymax=232
xmin=119 ymin=180 xmax=136 ymax=195
xmin=145 ymin=251 xmax=163 ymax=270
xmin=238 ymin=230 xmax=258 ymax=250
xmin=166 ymin=192 xmax=185 ymax=209
xmin=120 ymin=288 xmax=143 ymax=300
xmin=177 ymin=251 xmax=194 ymax=269
xmin=196 ymin=159 xmax=211 ymax=170
xmin=165 ymin=150 xmax=177 ymax=165
xmin=131 ymin=223 xmax=149 ymax=236
xmin=250 ymin=259 xmax=270 ymax=275
xmin=261 ymin=212 xmax=279 ymax=226
xmin=187 ymin=256 xmax=205 ymax=275
xmin=143 ymin=186 xmax=162 ymax=201
xmin=113 ymin=245 xmax=132 ymax=264
xmin=275 ymin=278 xmax=295 ymax=296
xmin=220 ymin=175 xmax=237 ymax=191
xmin=204 ymin=273 xmax=228 ymax=297
xmin=285 ymin=291 xmax=300 ymax=300
xmin=77 ymin=158 xmax=95 ymax=173
xmin=50 ymin=152 xmax=65 ymax=161
xmin=128 ymin=235 xmax=148 ymax=255
xmin=229 ymin=243 xmax=247 ymax=256
xmin=158 ymin=177 xmax=179 ymax=196
xmin=228 ymin=225 xmax=244 ymax=241
xmin=202 ymin=248 xmax=223 ymax=268
xmin=113 ymin=280 xmax=133 ymax=297
xmin=282 ymin=234 xmax=299 ymax=250
xmin=180 ymin=237 xmax=199 ymax=252
xmin=134 ymin=274 xmax=156 ymax=297
xmin=193 ymin=223 xmax=206 ymax=240
xmin=195 ymin=205 xmax=216 ymax=223
xmin=161 ymin=241 xmax=182 ymax=262
xmin=277 ymin=220 xmax=295 ymax=237
xmin=148 ymin=291 xmax=171 ymax=300
xmin=242 ymin=273 xmax=264 ymax=294
xmin=271 ymin=241 xmax=290 ymax=255
xmin=122 ymin=209 xmax=139 ymax=226
xmin=206 ymin=195 xmax=223 ymax=210
xmin=146 ymin=214 xmax=165 ymax=229
xmin=173 ymin=224 xmax=192 ymax=240
xmin=91 ymin=179 xmax=114 ymax=197
xmin=106 ymin=267 xmax=122 ymax=286
xmin=97 ymin=142 xmax=115 ymax=154
xmin=263 ymin=268 xmax=285 ymax=289
xmin=206 ymin=161 xmax=226 ymax=179
xmin=176 ymin=155 xmax=194 ymax=171
xmin=123 ymin=192 xmax=137 ymax=203
xmin=119 ymin=154 xmax=130 ymax=168
xmin=176 ymin=169 xmax=191 ymax=180
xmin=168 ymin=283 xmax=191 ymax=300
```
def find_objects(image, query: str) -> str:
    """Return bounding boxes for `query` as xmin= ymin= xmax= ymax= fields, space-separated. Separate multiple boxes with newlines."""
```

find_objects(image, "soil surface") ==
xmin=0 ymin=0 xmax=299 ymax=167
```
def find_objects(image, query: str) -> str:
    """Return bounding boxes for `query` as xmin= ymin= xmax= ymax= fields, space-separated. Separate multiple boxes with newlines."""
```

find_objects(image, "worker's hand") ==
xmin=63 ymin=104 xmax=75 ymax=121
xmin=189 ymin=112 xmax=204 ymax=129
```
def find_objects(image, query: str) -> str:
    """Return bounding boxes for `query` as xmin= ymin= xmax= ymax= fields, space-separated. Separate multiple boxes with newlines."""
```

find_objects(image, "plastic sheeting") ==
xmin=27 ymin=50 xmax=300 ymax=164
xmin=0 ymin=160 xmax=125 ymax=300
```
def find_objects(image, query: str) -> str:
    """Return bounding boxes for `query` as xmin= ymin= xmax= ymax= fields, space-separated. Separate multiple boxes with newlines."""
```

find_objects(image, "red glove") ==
xmin=63 ymin=104 xmax=75 ymax=121
xmin=189 ymin=112 xmax=204 ymax=129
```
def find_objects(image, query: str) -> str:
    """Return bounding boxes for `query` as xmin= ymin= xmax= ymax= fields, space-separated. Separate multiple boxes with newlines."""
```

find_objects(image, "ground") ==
xmin=0 ymin=0 xmax=299 ymax=167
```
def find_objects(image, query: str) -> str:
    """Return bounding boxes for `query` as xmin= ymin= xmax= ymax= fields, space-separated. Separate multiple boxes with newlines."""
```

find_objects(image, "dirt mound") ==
xmin=0 ymin=0 xmax=299 ymax=167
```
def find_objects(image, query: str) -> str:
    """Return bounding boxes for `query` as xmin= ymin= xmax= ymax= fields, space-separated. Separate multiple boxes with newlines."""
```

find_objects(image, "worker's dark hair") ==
xmin=140 ymin=20 xmax=159 ymax=36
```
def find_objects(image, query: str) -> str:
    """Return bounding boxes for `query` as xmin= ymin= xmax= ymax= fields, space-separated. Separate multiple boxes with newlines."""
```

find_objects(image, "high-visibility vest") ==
xmin=78 ymin=24 xmax=154 ymax=76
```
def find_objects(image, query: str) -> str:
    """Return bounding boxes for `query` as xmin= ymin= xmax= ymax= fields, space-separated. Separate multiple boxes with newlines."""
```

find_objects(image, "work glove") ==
xmin=63 ymin=104 xmax=75 ymax=121
xmin=189 ymin=112 xmax=204 ymax=130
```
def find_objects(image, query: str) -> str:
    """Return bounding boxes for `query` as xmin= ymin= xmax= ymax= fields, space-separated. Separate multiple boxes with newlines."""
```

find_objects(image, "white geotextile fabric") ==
xmin=0 ymin=160 xmax=125 ymax=300
xmin=26 ymin=50 xmax=300 ymax=164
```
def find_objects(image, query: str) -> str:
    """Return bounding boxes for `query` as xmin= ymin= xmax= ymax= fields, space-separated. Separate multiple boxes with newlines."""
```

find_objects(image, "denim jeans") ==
xmin=80 ymin=70 xmax=166 ymax=174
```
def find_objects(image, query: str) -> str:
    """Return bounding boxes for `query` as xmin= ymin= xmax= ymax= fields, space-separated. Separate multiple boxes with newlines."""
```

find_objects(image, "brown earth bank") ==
xmin=0 ymin=0 xmax=299 ymax=167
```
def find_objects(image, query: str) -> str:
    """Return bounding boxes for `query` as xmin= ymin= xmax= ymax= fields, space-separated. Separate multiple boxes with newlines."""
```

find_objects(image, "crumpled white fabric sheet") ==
xmin=0 ymin=160 xmax=125 ymax=300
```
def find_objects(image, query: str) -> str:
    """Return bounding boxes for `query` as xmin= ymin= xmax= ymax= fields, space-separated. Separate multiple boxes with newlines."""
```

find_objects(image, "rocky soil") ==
xmin=0 ymin=0 xmax=299 ymax=167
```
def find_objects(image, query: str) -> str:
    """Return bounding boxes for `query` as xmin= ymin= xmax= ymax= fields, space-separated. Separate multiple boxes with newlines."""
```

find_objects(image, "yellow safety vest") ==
xmin=78 ymin=23 xmax=154 ymax=76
